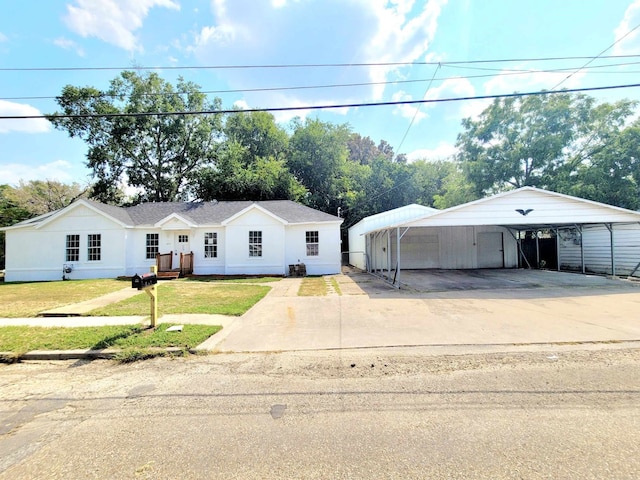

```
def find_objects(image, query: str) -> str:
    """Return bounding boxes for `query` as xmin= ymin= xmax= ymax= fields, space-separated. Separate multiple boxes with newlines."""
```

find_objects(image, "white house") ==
xmin=2 ymin=199 xmax=343 ymax=282
xmin=352 ymin=187 xmax=640 ymax=287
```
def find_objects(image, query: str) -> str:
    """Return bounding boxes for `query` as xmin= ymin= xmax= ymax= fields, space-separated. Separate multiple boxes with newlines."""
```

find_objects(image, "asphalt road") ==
xmin=1 ymin=347 xmax=639 ymax=479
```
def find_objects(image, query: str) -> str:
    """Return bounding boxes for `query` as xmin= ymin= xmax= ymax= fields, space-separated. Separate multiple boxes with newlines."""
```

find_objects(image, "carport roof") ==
xmin=363 ymin=187 xmax=640 ymax=234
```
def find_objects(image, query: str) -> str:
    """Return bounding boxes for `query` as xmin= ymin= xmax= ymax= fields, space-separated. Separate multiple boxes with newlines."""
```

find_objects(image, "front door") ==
xmin=174 ymin=232 xmax=191 ymax=262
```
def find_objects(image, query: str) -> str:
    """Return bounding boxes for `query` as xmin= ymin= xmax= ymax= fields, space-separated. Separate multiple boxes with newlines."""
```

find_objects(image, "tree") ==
xmin=48 ymin=71 xmax=223 ymax=203
xmin=455 ymin=93 xmax=639 ymax=206
xmin=195 ymin=111 xmax=305 ymax=201
xmin=287 ymin=118 xmax=351 ymax=212
xmin=4 ymin=180 xmax=87 ymax=216
xmin=0 ymin=185 xmax=32 ymax=269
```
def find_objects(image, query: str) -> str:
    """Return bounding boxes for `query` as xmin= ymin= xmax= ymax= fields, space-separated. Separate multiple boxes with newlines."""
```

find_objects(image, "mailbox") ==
xmin=132 ymin=272 xmax=158 ymax=290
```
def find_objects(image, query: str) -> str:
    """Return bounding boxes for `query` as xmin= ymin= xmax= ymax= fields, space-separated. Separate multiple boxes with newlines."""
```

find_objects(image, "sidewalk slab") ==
xmin=38 ymin=287 xmax=142 ymax=317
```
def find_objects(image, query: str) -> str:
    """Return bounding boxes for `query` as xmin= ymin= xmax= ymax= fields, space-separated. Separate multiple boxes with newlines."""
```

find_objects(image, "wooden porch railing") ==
xmin=180 ymin=251 xmax=194 ymax=276
xmin=156 ymin=252 xmax=173 ymax=272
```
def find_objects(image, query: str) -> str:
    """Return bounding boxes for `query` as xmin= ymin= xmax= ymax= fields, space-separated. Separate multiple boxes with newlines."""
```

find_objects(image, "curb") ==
xmin=0 ymin=347 xmax=187 ymax=362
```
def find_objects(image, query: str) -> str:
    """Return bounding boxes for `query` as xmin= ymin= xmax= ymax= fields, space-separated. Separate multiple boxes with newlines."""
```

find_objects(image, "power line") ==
xmin=3 ymin=54 xmax=640 ymax=72
xmin=551 ymin=23 xmax=640 ymax=90
xmin=395 ymin=64 xmax=441 ymax=155
xmin=4 ymin=82 xmax=640 ymax=121
xmin=3 ymin=60 xmax=640 ymax=103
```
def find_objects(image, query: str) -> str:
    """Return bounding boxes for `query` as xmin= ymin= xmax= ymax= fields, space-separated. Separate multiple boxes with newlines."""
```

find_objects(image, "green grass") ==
xmin=330 ymin=277 xmax=342 ymax=295
xmin=185 ymin=276 xmax=282 ymax=283
xmin=0 ymin=279 xmax=130 ymax=318
xmin=298 ymin=276 xmax=328 ymax=296
xmin=0 ymin=323 xmax=221 ymax=356
xmin=91 ymin=282 xmax=270 ymax=316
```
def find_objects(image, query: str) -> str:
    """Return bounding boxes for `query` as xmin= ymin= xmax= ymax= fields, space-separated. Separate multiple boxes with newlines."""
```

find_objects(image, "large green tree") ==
xmin=287 ymin=118 xmax=351 ymax=213
xmin=195 ymin=111 xmax=305 ymax=201
xmin=48 ymin=71 xmax=223 ymax=203
xmin=4 ymin=180 xmax=87 ymax=216
xmin=455 ymin=93 xmax=639 ymax=208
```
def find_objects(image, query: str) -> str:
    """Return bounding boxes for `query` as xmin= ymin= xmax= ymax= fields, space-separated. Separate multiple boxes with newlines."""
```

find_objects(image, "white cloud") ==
xmin=482 ymin=68 xmax=584 ymax=96
xmin=53 ymin=37 xmax=85 ymax=57
xmin=63 ymin=0 xmax=180 ymax=52
xmin=407 ymin=141 xmax=457 ymax=162
xmin=614 ymin=0 xmax=640 ymax=56
xmin=0 ymin=160 xmax=77 ymax=185
xmin=0 ymin=101 xmax=50 ymax=134
xmin=0 ymin=32 xmax=7 ymax=42
xmin=421 ymin=76 xmax=484 ymax=120
xmin=233 ymin=99 xmax=250 ymax=110
xmin=392 ymin=90 xmax=427 ymax=122
xmin=366 ymin=0 xmax=448 ymax=99
xmin=190 ymin=0 xmax=447 ymax=111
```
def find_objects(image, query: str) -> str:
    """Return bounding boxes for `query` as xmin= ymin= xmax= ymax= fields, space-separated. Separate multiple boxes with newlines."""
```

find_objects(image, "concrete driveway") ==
xmin=203 ymin=269 xmax=640 ymax=353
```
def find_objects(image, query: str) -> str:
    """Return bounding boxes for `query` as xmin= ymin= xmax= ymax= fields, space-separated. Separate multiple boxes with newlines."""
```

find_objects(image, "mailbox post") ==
xmin=131 ymin=265 xmax=159 ymax=328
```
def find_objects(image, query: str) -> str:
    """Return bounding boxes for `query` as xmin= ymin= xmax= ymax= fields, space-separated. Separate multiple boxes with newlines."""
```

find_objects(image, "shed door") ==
xmin=477 ymin=232 xmax=504 ymax=268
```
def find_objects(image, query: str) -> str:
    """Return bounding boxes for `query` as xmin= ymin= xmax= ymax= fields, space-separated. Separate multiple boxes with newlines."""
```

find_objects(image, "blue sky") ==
xmin=2 ymin=0 xmax=640 ymax=187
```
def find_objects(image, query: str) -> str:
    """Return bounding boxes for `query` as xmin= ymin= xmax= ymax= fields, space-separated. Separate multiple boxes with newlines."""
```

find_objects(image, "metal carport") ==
xmin=358 ymin=187 xmax=640 ymax=288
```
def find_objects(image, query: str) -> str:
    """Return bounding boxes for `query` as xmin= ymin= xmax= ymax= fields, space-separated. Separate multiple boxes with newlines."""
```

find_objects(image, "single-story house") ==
xmin=352 ymin=187 xmax=640 ymax=287
xmin=1 ymin=199 xmax=343 ymax=282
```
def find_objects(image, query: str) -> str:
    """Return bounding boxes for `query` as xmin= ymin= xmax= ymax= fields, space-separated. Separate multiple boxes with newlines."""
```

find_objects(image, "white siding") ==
xmin=348 ymin=204 xmax=438 ymax=269
xmin=5 ymin=204 xmax=126 ymax=282
xmin=368 ymin=226 xmax=517 ymax=272
xmin=559 ymin=224 xmax=640 ymax=276
xmin=191 ymin=228 xmax=225 ymax=275
xmin=407 ymin=188 xmax=640 ymax=227
xmin=285 ymin=224 xmax=342 ymax=275
xmin=224 ymin=208 xmax=286 ymax=275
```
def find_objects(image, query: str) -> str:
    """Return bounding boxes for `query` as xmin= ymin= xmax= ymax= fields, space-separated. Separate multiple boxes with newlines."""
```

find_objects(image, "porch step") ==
xmin=157 ymin=271 xmax=180 ymax=280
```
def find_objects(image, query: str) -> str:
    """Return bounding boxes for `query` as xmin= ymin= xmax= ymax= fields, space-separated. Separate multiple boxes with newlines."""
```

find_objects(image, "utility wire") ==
xmin=395 ymin=64 xmax=441 ymax=155
xmin=3 ymin=54 xmax=640 ymax=72
xmin=4 ymin=82 xmax=640 ymax=121
xmin=3 ymin=61 xmax=640 ymax=102
xmin=551 ymin=23 xmax=640 ymax=90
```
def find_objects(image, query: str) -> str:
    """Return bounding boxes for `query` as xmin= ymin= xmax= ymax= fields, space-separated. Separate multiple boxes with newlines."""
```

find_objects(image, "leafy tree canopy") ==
xmin=48 ymin=71 xmax=223 ymax=203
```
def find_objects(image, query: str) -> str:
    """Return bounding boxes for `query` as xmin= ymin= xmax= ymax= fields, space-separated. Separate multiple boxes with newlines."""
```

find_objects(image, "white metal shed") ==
xmin=347 ymin=204 xmax=438 ymax=269
xmin=354 ymin=187 xmax=640 ymax=288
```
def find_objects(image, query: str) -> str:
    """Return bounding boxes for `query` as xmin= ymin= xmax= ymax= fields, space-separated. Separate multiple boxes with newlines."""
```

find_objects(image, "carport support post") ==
xmin=535 ymin=231 xmax=540 ymax=268
xmin=578 ymin=225 xmax=585 ymax=274
xmin=146 ymin=265 xmax=158 ymax=328
xmin=606 ymin=223 xmax=616 ymax=276
xmin=555 ymin=228 xmax=560 ymax=271
xmin=387 ymin=229 xmax=391 ymax=280
xmin=396 ymin=227 xmax=401 ymax=288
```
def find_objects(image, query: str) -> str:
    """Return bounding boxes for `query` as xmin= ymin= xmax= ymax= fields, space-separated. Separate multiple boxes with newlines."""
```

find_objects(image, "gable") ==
xmin=407 ymin=188 xmax=640 ymax=228
xmin=225 ymin=206 xmax=287 ymax=227
xmin=36 ymin=203 xmax=127 ymax=231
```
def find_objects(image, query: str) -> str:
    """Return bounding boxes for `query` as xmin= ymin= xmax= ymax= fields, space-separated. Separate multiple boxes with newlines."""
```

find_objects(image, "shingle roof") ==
xmin=16 ymin=199 xmax=341 ymax=228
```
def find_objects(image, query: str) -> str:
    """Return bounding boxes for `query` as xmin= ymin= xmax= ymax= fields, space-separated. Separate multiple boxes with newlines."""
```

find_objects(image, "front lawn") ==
xmin=0 ymin=323 xmax=221 ymax=358
xmin=0 ymin=279 xmax=130 ymax=318
xmin=91 ymin=282 xmax=271 ymax=316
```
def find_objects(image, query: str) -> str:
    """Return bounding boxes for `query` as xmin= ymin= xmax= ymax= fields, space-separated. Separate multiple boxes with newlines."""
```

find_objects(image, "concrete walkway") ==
xmin=38 ymin=287 xmax=142 ymax=316
xmin=202 ymin=271 xmax=640 ymax=353
xmin=2 ymin=271 xmax=640 ymax=357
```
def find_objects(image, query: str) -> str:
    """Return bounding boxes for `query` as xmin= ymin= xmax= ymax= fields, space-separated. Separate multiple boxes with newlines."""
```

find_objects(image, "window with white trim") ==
xmin=87 ymin=234 xmax=101 ymax=261
xmin=66 ymin=234 xmax=79 ymax=262
xmin=146 ymin=233 xmax=159 ymax=259
xmin=306 ymin=231 xmax=319 ymax=256
xmin=204 ymin=232 xmax=217 ymax=258
xmin=249 ymin=231 xmax=262 ymax=257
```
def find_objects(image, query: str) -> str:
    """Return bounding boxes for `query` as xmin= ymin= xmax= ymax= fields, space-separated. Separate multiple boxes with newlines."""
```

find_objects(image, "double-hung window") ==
xmin=87 ymin=234 xmax=101 ymax=261
xmin=306 ymin=231 xmax=319 ymax=256
xmin=249 ymin=231 xmax=262 ymax=257
xmin=66 ymin=234 xmax=79 ymax=262
xmin=146 ymin=234 xmax=159 ymax=259
xmin=204 ymin=232 xmax=217 ymax=258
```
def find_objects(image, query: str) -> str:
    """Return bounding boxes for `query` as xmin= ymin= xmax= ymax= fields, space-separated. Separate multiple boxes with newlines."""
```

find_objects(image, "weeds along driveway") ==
xmin=210 ymin=271 xmax=640 ymax=353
